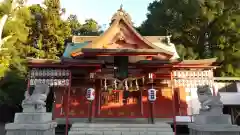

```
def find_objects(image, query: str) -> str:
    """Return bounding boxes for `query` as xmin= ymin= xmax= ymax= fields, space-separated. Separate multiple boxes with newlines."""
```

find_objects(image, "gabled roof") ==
xmin=70 ymin=7 xmax=174 ymax=57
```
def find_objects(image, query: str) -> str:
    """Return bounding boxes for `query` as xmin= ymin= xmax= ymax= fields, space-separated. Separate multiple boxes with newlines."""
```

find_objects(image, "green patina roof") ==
xmin=62 ymin=41 xmax=91 ymax=58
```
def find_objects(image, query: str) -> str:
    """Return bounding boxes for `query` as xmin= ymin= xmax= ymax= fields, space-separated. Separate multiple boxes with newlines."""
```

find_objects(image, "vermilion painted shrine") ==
xmin=26 ymin=8 xmax=219 ymax=125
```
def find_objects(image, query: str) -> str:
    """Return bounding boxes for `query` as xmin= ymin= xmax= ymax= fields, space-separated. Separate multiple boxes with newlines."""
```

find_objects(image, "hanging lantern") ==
xmin=35 ymin=70 xmax=39 ymax=77
xmin=66 ymin=70 xmax=70 ymax=76
xmin=49 ymin=69 xmax=53 ymax=77
xmin=43 ymin=69 xmax=47 ymax=76
xmin=86 ymin=88 xmax=95 ymax=101
xmin=66 ymin=79 xmax=69 ymax=86
xmin=39 ymin=70 xmax=43 ymax=77
xmin=63 ymin=69 xmax=67 ymax=76
xmin=30 ymin=70 xmax=35 ymax=78
xmin=54 ymin=79 xmax=58 ymax=86
xmin=30 ymin=79 xmax=34 ymax=86
xmin=54 ymin=70 xmax=57 ymax=77
xmin=148 ymin=88 xmax=157 ymax=102
xmin=58 ymin=69 xmax=62 ymax=77
xmin=46 ymin=69 xmax=50 ymax=76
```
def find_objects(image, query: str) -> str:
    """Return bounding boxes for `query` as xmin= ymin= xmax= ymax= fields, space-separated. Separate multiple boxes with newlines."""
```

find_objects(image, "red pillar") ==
xmin=65 ymin=70 xmax=72 ymax=135
xmin=170 ymin=70 xmax=177 ymax=135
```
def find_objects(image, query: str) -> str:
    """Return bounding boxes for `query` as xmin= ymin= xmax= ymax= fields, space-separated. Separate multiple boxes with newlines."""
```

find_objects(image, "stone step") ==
xmin=70 ymin=127 xmax=172 ymax=132
xmin=69 ymin=123 xmax=174 ymax=135
xmin=71 ymin=123 xmax=171 ymax=128
xmin=69 ymin=131 xmax=174 ymax=135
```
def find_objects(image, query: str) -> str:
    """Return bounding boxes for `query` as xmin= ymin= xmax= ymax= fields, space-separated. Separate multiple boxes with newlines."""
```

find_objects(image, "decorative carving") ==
xmin=22 ymin=82 xmax=50 ymax=111
xmin=197 ymin=85 xmax=223 ymax=115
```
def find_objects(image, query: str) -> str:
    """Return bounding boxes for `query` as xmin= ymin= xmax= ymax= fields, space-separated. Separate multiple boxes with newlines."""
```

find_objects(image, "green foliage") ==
xmin=0 ymin=0 xmax=103 ymax=105
xmin=138 ymin=0 xmax=240 ymax=77
xmin=0 ymin=0 xmax=29 ymax=105
xmin=67 ymin=14 xmax=102 ymax=36
xmin=28 ymin=0 xmax=71 ymax=59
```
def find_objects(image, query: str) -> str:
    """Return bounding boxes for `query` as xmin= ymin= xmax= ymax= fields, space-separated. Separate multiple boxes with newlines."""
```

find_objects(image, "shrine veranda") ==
xmin=26 ymin=7 xmax=220 ymax=125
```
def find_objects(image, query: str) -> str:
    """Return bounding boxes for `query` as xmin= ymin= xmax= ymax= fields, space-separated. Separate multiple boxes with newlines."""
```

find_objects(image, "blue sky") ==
xmin=27 ymin=0 xmax=154 ymax=27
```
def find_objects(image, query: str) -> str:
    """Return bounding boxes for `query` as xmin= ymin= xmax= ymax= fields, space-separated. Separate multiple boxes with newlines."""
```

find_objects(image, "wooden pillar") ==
xmin=140 ymin=89 xmax=143 ymax=116
xmin=65 ymin=70 xmax=71 ymax=135
xmin=96 ymin=80 xmax=101 ymax=116
xmin=88 ymin=75 xmax=96 ymax=123
xmin=149 ymin=101 xmax=155 ymax=124
xmin=88 ymin=101 xmax=93 ymax=123
xmin=171 ymin=70 xmax=177 ymax=135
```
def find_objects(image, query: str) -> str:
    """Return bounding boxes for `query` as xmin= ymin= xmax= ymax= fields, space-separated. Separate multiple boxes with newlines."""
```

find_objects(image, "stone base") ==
xmin=14 ymin=113 xmax=52 ymax=124
xmin=199 ymin=106 xmax=223 ymax=115
xmin=22 ymin=104 xmax=46 ymax=113
xmin=69 ymin=123 xmax=174 ymax=135
xmin=5 ymin=111 xmax=57 ymax=135
xmin=194 ymin=114 xmax=232 ymax=125
xmin=189 ymin=113 xmax=240 ymax=135
xmin=5 ymin=122 xmax=57 ymax=135
xmin=188 ymin=123 xmax=240 ymax=135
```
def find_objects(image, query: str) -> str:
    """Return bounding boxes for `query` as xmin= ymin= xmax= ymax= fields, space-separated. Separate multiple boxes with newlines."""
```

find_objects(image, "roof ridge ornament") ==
xmin=111 ymin=4 xmax=133 ymax=25
xmin=119 ymin=4 xmax=123 ymax=12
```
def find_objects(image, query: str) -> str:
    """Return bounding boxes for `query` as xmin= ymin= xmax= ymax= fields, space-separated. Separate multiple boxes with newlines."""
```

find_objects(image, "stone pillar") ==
xmin=5 ymin=83 xmax=57 ymax=135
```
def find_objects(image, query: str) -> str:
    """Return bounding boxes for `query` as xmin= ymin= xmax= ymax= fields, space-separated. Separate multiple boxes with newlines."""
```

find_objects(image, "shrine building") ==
xmin=26 ymin=7 xmax=220 ymax=126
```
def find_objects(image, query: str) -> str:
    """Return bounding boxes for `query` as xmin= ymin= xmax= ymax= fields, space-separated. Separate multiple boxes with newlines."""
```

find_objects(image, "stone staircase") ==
xmin=69 ymin=123 xmax=174 ymax=135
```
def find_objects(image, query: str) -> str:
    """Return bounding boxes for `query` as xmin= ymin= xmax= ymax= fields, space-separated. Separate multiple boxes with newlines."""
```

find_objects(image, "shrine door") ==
xmin=96 ymin=90 xmax=143 ymax=118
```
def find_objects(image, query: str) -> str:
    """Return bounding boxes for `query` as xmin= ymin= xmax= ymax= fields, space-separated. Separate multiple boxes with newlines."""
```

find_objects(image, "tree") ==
xmin=79 ymin=19 xmax=101 ymax=36
xmin=28 ymin=0 xmax=71 ymax=59
xmin=138 ymin=0 xmax=240 ymax=77
xmin=0 ymin=0 xmax=31 ymax=105
xmin=67 ymin=14 xmax=102 ymax=36
xmin=0 ymin=0 xmax=30 ymax=77
xmin=67 ymin=14 xmax=81 ymax=35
